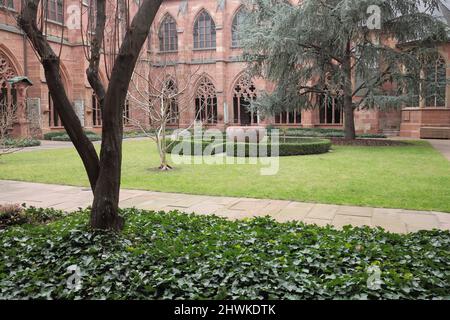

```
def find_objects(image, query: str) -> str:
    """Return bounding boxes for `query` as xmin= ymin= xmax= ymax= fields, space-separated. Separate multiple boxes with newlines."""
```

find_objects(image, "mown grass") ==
xmin=0 ymin=139 xmax=449 ymax=212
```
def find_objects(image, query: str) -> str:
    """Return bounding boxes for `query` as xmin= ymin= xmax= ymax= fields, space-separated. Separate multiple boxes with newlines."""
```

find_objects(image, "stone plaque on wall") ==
xmin=26 ymin=98 xmax=41 ymax=136
xmin=73 ymin=100 xmax=85 ymax=127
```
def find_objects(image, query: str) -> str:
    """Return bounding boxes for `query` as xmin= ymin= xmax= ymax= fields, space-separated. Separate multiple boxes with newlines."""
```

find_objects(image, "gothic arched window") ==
xmin=318 ymin=93 xmax=343 ymax=125
xmin=164 ymin=79 xmax=179 ymax=124
xmin=1 ymin=0 xmax=14 ymax=9
xmin=424 ymin=54 xmax=446 ymax=108
xmin=233 ymin=74 xmax=257 ymax=125
xmin=195 ymin=77 xmax=217 ymax=124
xmin=92 ymin=93 xmax=102 ymax=127
xmin=194 ymin=10 xmax=216 ymax=49
xmin=232 ymin=8 xmax=246 ymax=48
xmin=46 ymin=0 xmax=64 ymax=23
xmin=274 ymin=110 xmax=301 ymax=125
xmin=0 ymin=52 xmax=18 ymax=124
xmin=159 ymin=15 xmax=178 ymax=52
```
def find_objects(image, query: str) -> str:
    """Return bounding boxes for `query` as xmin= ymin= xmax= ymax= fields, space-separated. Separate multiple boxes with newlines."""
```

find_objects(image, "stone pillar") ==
xmin=302 ymin=110 xmax=315 ymax=128
xmin=11 ymin=82 xmax=32 ymax=137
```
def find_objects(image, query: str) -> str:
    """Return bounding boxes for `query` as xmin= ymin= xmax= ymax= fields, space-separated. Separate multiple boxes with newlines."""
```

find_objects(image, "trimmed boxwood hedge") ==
xmin=166 ymin=138 xmax=331 ymax=157
xmin=165 ymin=139 xmax=224 ymax=156
xmin=2 ymin=138 xmax=41 ymax=148
xmin=226 ymin=138 xmax=331 ymax=157
xmin=0 ymin=207 xmax=448 ymax=300
xmin=51 ymin=133 xmax=101 ymax=142
xmin=43 ymin=130 xmax=100 ymax=141
xmin=43 ymin=131 xmax=66 ymax=140
xmin=275 ymin=128 xmax=387 ymax=139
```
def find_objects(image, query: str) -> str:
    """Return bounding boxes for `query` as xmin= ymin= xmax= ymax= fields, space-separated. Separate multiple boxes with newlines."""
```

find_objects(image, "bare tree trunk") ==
xmin=158 ymin=122 xmax=172 ymax=171
xmin=86 ymin=0 xmax=107 ymax=108
xmin=20 ymin=0 xmax=163 ymax=231
xmin=343 ymin=40 xmax=356 ymax=140
xmin=18 ymin=1 xmax=100 ymax=190
xmin=90 ymin=0 xmax=163 ymax=230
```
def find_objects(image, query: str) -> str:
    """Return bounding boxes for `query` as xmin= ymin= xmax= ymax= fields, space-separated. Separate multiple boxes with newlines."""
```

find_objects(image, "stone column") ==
xmin=12 ymin=82 xmax=32 ymax=137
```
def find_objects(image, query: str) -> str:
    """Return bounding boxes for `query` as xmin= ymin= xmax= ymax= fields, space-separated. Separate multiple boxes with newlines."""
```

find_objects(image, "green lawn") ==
xmin=1 ymin=140 xmax=449 ymax=212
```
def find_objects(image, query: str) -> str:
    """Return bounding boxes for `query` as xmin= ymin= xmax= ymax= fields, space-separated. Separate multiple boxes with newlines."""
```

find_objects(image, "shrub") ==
xmin=0 ymin=208 xmax=448 ymax=300
xmin=43 ymin=131 xmax=66 ymax=140
xmin=166 ymin=139 xmax=224 ymax=156
xmin=0 ymin=204 xmax=27 ymax=229
xmin=2 ymin=138 xmax=41 ymax=148
xmin=280 ymin=128 xmax=387 ymax=139
xmin=123 ymin=131 xmax=147 ymax=139
xmin=44 ymin=130 xmax=100 ymax=141
xmin=51 ymin=133 xmax=101 ymax=142
xmin=0 ymin=205 xmax=65 ymax=229
xmin=226 ymin=138 xmax=331 ymax=157
xmin=25 ymin=206 xmax=66 ymax=224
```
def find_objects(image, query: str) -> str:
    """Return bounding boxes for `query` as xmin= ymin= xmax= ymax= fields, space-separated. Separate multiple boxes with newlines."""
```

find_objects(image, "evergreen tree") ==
xmin=240 ymin=0 xmax=448 ymax=139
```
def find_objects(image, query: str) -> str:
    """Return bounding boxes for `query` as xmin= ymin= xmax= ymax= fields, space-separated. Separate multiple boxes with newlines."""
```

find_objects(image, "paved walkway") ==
xmin=1 ymin=180 xmax=449 ymax=234
xmin=427 ymin=139 xmax=450 ymax=161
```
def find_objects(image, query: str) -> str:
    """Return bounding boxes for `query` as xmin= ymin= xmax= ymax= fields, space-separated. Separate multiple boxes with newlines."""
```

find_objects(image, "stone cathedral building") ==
xmin=1 ymin=0 xmax=450 ymax=139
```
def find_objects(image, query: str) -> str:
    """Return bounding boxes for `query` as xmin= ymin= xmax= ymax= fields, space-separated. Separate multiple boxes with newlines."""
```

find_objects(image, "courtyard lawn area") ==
xmin=0 ymin=139 xmax=449 ymax=212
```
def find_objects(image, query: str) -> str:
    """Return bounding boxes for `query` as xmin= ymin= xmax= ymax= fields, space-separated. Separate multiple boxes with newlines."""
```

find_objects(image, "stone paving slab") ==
xmin=427 ymin=139 xmax=450 ymax=162
xmin=1 ymin=180 xmax=449 ymax=234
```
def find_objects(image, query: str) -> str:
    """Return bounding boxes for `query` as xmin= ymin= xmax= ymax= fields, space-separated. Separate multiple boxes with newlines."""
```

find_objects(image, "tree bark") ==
xmin=343 ymin=40 xmax=356 ymax=140
xmin=86 ymin=0 xmax=107 ymax=108
xmin=20 ymin=0 xmax=163 ymax=231
xmin=90 ymin=0 xmax=163 ymax=230
xmin=18 ymin=0 xmax=100 ymax=191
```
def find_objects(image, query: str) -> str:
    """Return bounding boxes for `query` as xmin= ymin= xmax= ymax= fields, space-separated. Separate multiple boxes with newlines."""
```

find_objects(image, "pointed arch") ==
xmin=0 ymin=49 xmax=18 ymax=86
xmin=0 ymin=47 xmax=19 ymax=112
xmin=158 ymin=13 xmax=178 ymax=52
xmin=231 ymin=6 xmax=246 ymax=48
xmin=195 ymin=75 xmax=217 ymax=124
xmin=232 ymin=73 xmax=258 ymax=125
xmin=193 ymin=9 xmax=216 ymax=49
xmin=424 ymin=52 xmax=447 ymax=108
xmin=0 ymin=44 xmax=23 ymax=77
xmin=164 ymin=78 xmax=179 ymax=124
xmin=318 ymin=91 xmax=343 ymax=125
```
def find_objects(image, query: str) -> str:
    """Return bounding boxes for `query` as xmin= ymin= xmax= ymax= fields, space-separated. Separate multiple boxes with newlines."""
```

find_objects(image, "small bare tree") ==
xmin=0 ymin=99 xmax=19 ymax=158
xmin=126 ymin=56 xmax=204 ymax=171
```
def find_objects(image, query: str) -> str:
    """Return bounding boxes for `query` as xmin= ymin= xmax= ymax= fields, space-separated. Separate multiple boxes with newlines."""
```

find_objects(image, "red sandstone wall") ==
xmin=3 ymin=0 xmax=449 ymax=138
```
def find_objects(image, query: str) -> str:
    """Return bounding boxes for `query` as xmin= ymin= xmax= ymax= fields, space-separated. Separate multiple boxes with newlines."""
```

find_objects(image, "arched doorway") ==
xmin=233 ymin=74 xmax=257 ymax=126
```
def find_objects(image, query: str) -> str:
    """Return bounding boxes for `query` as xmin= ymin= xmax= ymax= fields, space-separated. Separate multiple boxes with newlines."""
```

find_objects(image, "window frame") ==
xmin=423 ymin=54 xmax=447 ymax=108
xmin=193 ymin=10 xmax=217 ymax=50
xmin=45 ymin=0 xmax=64 ymax=24
xmin=158 ymin=14 xmax=178 ymax=53
xmin=231 ymin=8 xmax=245 ymax=48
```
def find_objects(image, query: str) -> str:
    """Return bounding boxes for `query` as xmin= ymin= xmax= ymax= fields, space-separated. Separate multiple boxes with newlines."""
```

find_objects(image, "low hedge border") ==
xmin=51 ymin=133 xmax=101 ymax=142
xmin=165 ymin=139 xmax=224 ymax=156
xmin=226 ymin=138 xmax=332 ymax=157
xmin=272 ymin=128 xmax=387 ymax=139
xmin=43 ymin=130 xmax=99 ymax=141
xmin=166 ymin=138 xmax=331 ymax=157
xmin=2 ymin=138 xmax=41 ymax=148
